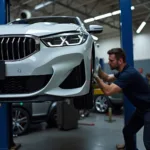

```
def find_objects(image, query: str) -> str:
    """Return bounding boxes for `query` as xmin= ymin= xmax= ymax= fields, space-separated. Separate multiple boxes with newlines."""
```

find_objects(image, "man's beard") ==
xmin=110 ymin=65 xmax=119 ymax=70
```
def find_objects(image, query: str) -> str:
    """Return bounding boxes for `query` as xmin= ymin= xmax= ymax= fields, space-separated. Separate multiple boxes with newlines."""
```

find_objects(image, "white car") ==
xmin=0 ymin=16 xmax=102 ymax=109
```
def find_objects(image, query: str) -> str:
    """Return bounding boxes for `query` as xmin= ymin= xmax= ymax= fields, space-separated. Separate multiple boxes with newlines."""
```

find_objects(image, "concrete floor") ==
xmin=14 ymin=113 xmax=145 ymax=150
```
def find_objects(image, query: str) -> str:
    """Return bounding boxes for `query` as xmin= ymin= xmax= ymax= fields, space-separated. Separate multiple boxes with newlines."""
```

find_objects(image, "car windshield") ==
xmin=10 ymin=17 xmax=80 ymax=25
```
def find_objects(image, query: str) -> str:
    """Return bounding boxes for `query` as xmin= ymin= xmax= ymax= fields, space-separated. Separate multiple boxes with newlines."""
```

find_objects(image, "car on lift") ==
xmin=0 ymin=16 xmax=103 ymax=110
xmin=12 ymin=99 xmax=57 ymax=136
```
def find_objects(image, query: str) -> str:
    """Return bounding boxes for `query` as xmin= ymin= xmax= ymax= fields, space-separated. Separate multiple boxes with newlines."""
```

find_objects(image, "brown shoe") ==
xmin=116 ymin=144 xmax=125 ymax=150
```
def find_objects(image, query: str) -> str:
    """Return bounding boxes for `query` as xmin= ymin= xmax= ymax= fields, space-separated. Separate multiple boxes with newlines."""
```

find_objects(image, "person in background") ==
xmin=138 ymin=68 xmax=144 ymax=75
xmin=93 ymin=48 xmax=150 ymax=150
xmin=138 ymin=68 xmax=149 ymax=83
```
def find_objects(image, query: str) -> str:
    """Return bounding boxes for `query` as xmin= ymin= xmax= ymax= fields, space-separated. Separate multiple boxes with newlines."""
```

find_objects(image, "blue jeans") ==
xmin=123 ymin=109 xmax=150 ymax=150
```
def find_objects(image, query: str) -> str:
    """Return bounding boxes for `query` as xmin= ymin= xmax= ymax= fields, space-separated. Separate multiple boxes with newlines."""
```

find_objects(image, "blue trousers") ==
xmin=123 ymin=109 xmax=150 ymax=150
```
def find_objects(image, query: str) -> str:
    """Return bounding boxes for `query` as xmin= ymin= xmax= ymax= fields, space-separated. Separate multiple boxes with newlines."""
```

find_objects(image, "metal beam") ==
xmin=133 ymin=15 xmax=147 ymax=22
xmin=135 ymin=1 xmax=150 ymax=9
xmin=10 ymin=0 xmax=33 ymax=11
xmin=52 ymin=0 xmax=118 ymax=16
xmin=145 ymin=13 xmax=150 ymax=22
xmin=67 ymin=0 xmax=74 ymax=5
xmin=136 ymin=0 xmax=150 ymax=11
xmin=133 ymin=10 xmax=149 ymax=17
xmin=135 ymin=0 xmax=150 ymax=26
xmin=88 ymin=0 xmax=100 ymax=14
xmin=51 ymin=0 xmax=98 ymax=15
xmin=54 ymin=1 xmax=119 ymax=29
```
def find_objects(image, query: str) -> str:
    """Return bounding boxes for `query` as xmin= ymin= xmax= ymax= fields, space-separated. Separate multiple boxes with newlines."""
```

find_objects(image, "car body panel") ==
xmin=0 ymin=23 xmax=80 ymax=36
xmin=12 ymin=96 xmax=57 ymax=119
xmin=32 ymin=101 xmax=51 ymax=116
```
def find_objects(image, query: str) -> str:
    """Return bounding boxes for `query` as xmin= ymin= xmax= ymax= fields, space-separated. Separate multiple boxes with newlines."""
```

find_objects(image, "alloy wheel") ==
xmin=12 ymin=107 xmax=30 ymax=135
xmin=95 ymin=96 xmax=109 ymax=113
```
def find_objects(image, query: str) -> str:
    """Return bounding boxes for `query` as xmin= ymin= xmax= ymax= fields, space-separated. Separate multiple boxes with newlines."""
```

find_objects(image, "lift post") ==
xmin=119 ymin=0 xmax=137 ymax=148
xmin=0 ymin=0 xmax=20 ymax=150
xmin=0 ymin=0 xmax=10 ymax=149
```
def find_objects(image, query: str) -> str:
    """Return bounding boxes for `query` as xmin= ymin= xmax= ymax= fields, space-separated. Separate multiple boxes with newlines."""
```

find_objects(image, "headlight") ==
xmin=41 ymin=32 xmax=88 ymax=47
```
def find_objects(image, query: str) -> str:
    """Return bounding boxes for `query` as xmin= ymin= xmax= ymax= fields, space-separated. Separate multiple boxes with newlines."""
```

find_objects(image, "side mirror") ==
xmin=88 ymin=25 xmax=103 ymax=34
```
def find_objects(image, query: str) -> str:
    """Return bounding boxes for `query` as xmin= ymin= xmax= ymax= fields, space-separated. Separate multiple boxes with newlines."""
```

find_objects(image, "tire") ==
xmin=47 ymin=108 xmax=57 ymax=128
xmin=12 ymin=107 xmax=30 ymax=136
xmin=94 ymin=95 xmax=110 ymax=113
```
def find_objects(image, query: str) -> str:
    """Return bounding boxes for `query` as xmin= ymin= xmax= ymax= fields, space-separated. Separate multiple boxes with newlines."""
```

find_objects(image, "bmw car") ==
xmin=0 ymin=16 xmax=103 ymax=109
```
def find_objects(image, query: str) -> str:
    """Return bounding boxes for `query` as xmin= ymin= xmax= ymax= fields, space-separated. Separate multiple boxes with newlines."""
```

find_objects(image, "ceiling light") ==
xmin=112 ymin=10 xmax=121 ymax=15
xmin=136 ymin=21 xmax=146 ymax=33
xmin=84 ymin=5 xmax=135 ymax=23
xmin=84 ymin=18 xmax=95 ymax=23
xmin=34 ymin=1 xmax=52 ymax=10
xmin=94 ymin=13 xmax=112 ymax=20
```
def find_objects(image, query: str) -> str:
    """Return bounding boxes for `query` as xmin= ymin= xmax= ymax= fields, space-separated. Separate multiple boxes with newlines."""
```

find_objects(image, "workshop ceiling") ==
xmin=10 ymin=0 xmax=150 ymax=37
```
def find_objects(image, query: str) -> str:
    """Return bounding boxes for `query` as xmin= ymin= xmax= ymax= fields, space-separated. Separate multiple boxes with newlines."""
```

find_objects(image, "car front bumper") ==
xmin=0 ymin=38 xmax=93 ymax=99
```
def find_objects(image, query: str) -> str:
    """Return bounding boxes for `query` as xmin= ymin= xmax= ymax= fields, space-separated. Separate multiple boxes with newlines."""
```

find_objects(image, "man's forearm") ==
xmin=94 ymin=76 xmax=110 ymax=95
xmin=98 ymin=68 xmax=116 ymax=82
xmin=98 ymin=68 xmax=109 ymax=82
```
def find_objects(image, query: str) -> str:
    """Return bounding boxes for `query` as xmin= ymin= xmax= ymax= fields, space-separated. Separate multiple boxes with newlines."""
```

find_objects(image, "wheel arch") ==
xmin=47 ymin=102 xmax=57 ymax=120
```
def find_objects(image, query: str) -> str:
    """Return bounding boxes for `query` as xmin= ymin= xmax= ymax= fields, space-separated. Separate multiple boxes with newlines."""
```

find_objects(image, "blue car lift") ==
xmin=120 ymin=0 xmax=137 ymax=149
xmin=0 ymin=0 xmax=21 ymax=150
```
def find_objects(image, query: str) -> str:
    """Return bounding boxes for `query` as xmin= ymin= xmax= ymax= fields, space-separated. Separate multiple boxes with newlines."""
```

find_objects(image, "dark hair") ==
xmin=107 ymin=48 xmax=126 ymax=62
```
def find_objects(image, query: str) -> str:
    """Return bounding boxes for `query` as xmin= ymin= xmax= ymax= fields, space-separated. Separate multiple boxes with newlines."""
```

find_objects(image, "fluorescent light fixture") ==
xmin=112 ymin=10 xmax=121 ymax=15
xmin=91 ymin=35 xmax=98 ymax=41
xmin=84 ymin=18 xmax=95 ymax=23
xmin=112 ymin=6 xmax=134 ymax=16
xmin=136 ymin=21 xmax=146 ymax=33
xmin=34 ymin=1 xmax=52 ymax=10
xmin=94 ymin=13 xmax=112 ymax=20
xmin=84 ymin=5 xmax=135 ymax=23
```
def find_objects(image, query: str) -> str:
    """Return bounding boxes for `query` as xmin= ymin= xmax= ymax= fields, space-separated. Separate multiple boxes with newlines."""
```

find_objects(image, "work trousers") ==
xmin=123 ymin=109 xmax=150 ymax=150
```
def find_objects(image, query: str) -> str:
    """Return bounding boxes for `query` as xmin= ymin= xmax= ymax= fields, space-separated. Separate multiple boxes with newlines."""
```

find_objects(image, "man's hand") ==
xmin=98 ymin=64 xmax=102 ymax=73
xmin=93 ymin=72 xmax=122 ymax=96
xmin=95 ymin=63 xmax=102 ymax=75
xmin=93 ymin=73 xmax=100 ymax=83
xmin=93 ymin=73 xmax=99 ymax=79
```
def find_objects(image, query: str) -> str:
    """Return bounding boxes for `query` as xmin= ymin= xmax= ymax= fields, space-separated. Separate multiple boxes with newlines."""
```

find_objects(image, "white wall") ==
xmin=96 ymin=25 xmax=150 ymax=63
xmin=95 ymin=36 xmax=121 ymax=63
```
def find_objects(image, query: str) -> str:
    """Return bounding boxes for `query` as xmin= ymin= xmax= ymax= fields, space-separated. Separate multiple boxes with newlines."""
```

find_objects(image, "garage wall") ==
xmin=95 ymin=25 xmax=150 ymax=75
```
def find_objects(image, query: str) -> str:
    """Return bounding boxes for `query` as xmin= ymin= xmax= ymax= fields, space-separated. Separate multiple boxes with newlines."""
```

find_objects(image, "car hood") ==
xmin=0 ymin=22 xmax=80 ymax=36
